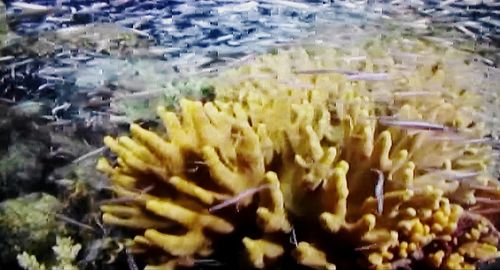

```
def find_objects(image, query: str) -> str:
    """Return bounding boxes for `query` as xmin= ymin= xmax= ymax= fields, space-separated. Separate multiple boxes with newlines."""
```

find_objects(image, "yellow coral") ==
xmin=242 ymin=237 xmax=284 ymax=269
xmin=98 ymin=36 xmax=500 ymax=269
xmin=293 ymin=242 xmax=336 ymax=270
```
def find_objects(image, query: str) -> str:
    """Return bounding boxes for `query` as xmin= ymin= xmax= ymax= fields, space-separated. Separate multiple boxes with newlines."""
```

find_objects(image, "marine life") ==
xmin=209 ymin=184 xmax=272 ymax=213
xmin=372 ymin=169 xmax=385 ymax=215
xmin=17 ymin=236 xmax=81 ymax=270
xmin=72 ymin=146 xmax=107 ymax=164
xmin=294 ymin=68 xmax=390 ymax=81
xmin=55 ymin=214 xmax=95 ymax=232
xmin=377 ymin=117 xmax=456 ymax=132
xmin=1 ymin=1 xmax=499 ymax=270
xmin=98 ymin=37 xmax=500 ymax=270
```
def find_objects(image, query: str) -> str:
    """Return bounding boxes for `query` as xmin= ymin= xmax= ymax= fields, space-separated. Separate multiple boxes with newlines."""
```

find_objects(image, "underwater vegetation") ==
xmin=17 ymin=236 xmax=81 ymax=270
xmin=97 ymin=35 xmax=500 ymax=270
xmin=0 ymin=193 xmax=64 ymax=264
xmin=1 ymin=1 xmax=499 ymax=270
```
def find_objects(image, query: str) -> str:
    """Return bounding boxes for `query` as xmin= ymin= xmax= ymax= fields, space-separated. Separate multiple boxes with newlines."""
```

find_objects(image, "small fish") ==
xmin=132 ymin=15 xmax=154 ymax=29
xmin=8 ymin=59 xmax=34 ymax=69
xmin=294 ymin=69 xmax=343 ymax=75
xmin=479 ymin=16 xmax=500 ymax=28
xmin=347 ymin=72 xmax=390 ymax=81
xmin=45 ymin=16 xmax=72 ymax=23
xmin=109 ymin=115 xmax=132 ymax=125
xmin=11 ymin=2 xmax=51 ymax=12
xmin=269 ymin=0 xmax=310 ymax=9
xmin=81 ymin=2 xmax=109 ymax=13
xmin=466 ymin=184 xmax=500 ymax=193
xmin=47 ymin=119 xmax=73 ymax=126
xmin=56 ymin=214 xmax=95 ymax=231
xmin=209 ymin=184 xmax=271 ymax=213
xmin=341 ymin=56 xmax=367 ymax=62
xmin=72 ymin=146 xmax=107 ymax=164
xmin=87 ymin=89 xmax=113 ymax=98
xmin=192 ymin=259 xmax=223 ymax=267
xmin=280 ymin=81 xmax=314 ymax=89
xmin=475 ymin=197 xmax=500 ymax=204
xmin=472 ymin=208 xmax=500 ymax=215
xmin=415 ymin=18 xmax=432 ymax=29
xmin=112 ymin=90 xmax=163 ymax=101
xmin=54 ymin=179 xmax=75 ymax=187
xmin=355 ymin=243 xmax=380 ymax=251
xmin=295 ymin=69 xmax=390 ymax=81
xmin=455 ymin=24 xmax=477 ymax=40
xmin=37 ymin=83 xmax=54 ymax=91
xmin=0 ymin=56 xmax=15 ymax=62
xmin=393 ymin=91 xmax=441 ymax=98
xmin=0 ymin=98 xmax=15 ymax=104
xmin=215 ymin=34 xmax=234 ymax=43
xmin=429 ymin=135 xmax=498 ymax=145
xmin=125 ymin=248 xmax=139 ymax=270
xmin=39 ymin=66 xmax=77 ymax=76
xmin=372 ymin=169 xmax=384 ymax=215
xmin=128 ymin=27 xmax=150 ymax=37
xmin=111 ymin=0 xmax=133 ymax=7
xmin=290 ymin=227 xmax=298 ymax=247
xmin=426 ymin=169 xmax=480 ymax=181
xmin=102 ymin=186 xmax=155 ymax=202
xmin=116 ymin=16 xmax=139 ymax=26
xmin=439 ymin=0 xmax=457 ymax=7
xmin=72 ymin=55 xmax=93 ymax=62
xmin=38 ymin=75 xmax=65 ymax=82
xmin=462 ymin=21 xmax=484 ymax=32
xmin=391 ymin=258 xmax=412 ymax=270
xmin=422 ymin=36 xmax=454 ymax=47
xmin=51 ymin=102 xmax=71 ymax=115
xmin=85 ymin=97 xmax=110 ymax=108
xmin=141 ymin=185 xmax=155 ymax=194
xmin=378 ymin=117 xmax=456 ymax=132
xmin=8 ymin=2 xmax=55 ymax=23
xmin=99 ymin=196 xmax=138 ymax=205
xmin=217 ymin=1 xmax=258 ymax=13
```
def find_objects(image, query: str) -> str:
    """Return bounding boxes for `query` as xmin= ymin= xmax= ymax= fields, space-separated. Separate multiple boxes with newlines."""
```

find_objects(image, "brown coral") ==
xmin=98 ymin=37 xmax=500 ymax=270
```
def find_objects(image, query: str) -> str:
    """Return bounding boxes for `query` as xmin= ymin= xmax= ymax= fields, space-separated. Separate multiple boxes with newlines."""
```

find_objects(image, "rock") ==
xmin=0 ymin=102 xmax=52 ymax=199
xmin=0 ymin=193 xmax=64 ymax=266
xmin=0 ymin=1 xmax=7 ymax=35
xmin=0 ymin=2 xmax=21 ymax=50
xmin=9 ymin=101 xmax=48 ymax=120
xmin=0 ymin=140 xmax=49 ymax=199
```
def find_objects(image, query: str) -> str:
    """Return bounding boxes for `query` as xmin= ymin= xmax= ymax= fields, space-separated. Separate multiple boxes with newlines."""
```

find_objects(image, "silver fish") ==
xmin=378 ymin=117 xmax=456 ymax=132
xmin=372 ymin=169 xmax=384 ymax=215
xmin=295 ymin=69 xmax=390 ymax=81
xmin=209 ymin=184 xmax=271 ymax=213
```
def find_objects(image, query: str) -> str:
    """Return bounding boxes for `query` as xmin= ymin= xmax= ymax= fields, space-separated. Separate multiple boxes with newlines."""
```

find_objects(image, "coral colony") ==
xmin=98 ymin=37 xmax=500 ymax=270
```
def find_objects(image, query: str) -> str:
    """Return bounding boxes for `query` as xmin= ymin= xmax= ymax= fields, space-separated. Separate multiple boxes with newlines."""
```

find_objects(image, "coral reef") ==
xmin=98 ymin=37 xmax=500 ymax=269
xmin=17 ymin=236 xmax=81 ymax=270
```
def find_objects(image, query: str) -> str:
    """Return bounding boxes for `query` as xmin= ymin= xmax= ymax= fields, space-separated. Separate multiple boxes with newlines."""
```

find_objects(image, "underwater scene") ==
xmin=1 ymin=1 xmax=500 ymax=270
